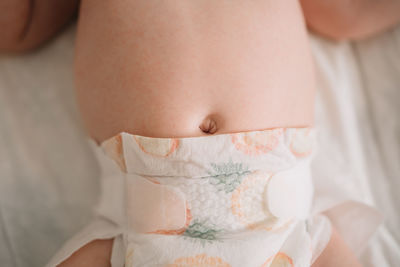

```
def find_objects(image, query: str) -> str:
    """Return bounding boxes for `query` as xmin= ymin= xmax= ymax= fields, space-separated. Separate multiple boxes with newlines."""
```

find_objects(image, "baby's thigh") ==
xmin=311 ymin=227 xmax=361 ymax=267
xmin=57 ymin=239 xmax=113 ymax=267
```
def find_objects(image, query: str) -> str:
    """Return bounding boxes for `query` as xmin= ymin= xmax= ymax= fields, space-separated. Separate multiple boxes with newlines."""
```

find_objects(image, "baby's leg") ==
xmin=312 ymin=226 xmax=362 ymax=267
xmin=0 ymin=0 xmax=79 ymax=53
xmin=57 ymin=239 xmax=113 ymax=267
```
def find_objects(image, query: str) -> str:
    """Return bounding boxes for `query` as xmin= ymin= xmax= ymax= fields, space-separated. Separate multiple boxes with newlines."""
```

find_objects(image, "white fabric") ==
xmin=309 ymin=29 xmax=400 ymax=266
xmin=0 ymin=24 xmax=399 ymax=266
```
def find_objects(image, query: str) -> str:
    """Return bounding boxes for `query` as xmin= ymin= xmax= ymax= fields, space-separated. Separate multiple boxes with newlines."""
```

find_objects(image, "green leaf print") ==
xmin=205 ymin=158 xmax=251 ymax=193
xmin=183 ymin=218 xmax=223 ymax=247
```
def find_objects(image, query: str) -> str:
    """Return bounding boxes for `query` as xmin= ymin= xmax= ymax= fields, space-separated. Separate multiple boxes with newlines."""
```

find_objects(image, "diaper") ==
xmin=46 ymin=127 xmax=382 ymax=267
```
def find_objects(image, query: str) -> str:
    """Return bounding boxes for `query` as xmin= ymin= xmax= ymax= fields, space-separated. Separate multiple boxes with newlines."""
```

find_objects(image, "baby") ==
xmin=2 ymin=0 xmax=399 ymax=266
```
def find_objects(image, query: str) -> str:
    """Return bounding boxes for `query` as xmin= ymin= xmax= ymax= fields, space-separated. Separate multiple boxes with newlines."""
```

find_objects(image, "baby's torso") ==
xmin=75 ymin=0 xmax=316 ymax=143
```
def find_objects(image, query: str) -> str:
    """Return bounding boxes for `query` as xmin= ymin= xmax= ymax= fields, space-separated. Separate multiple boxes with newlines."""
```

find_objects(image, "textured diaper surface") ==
xmin=97 ymin=127 xmax=320 ymax=267
xmin=46 ymin=126 xmax=383 ymax=267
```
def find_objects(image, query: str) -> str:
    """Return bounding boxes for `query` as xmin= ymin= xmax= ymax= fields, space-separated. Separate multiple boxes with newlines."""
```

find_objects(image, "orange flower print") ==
xmin=231 ymin=170 xmax=294 ymax=232
xmin=134 ymin=136 xmax=179 ymax=157
xmin=125 ymin=245 xmax=134 ymax=267
xmin=167 ymin=253 xmax=232 ymax=267
xmin=231 ymin=129 xmax=283 ymax=156
xmin=261 ymin=252 xmax=294 ymax=267
xmin=231 ymin=171 xmax=276 ymax=231
xmin=289 ymin=128 xmax=313 ymax=158
xmin=102 ymin=133 xmax=127 ymax=172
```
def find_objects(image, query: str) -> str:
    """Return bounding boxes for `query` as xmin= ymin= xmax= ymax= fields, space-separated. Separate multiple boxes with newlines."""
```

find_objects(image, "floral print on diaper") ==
xmin=289 ymin=128 xmax=314 ymax=158
xmin=262 ymin=252 xmax=294 ymax=267
xmin=100 ymin=128 xmax=315 ymax=267
xmin=182 ymin=218 xmax=224 ymax=247
xmin=231 ymin=170 xmax=272 ymax=231
xmin=167 ymin=253 xmax=232 ymax=267
xmin=205 ymin=158 xmax=251 ymax=193
xmin=134 ymin=135 xmax=179 ymax=157
xmin=231 ymin=128 xmax=284 ymax=156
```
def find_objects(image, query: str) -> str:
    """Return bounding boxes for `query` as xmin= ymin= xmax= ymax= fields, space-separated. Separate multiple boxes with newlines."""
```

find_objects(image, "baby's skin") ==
xmin=73 ymin=0 xmax=316 ymax=143
xmin=1 ymin=0 xmax=400 ymax=266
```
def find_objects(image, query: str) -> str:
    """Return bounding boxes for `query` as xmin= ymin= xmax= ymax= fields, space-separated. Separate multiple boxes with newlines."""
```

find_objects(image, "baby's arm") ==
xmin=300 ymin=0 xmax=400 ymax=40
xmin=0 ymin=0 xmax=79 ymax=53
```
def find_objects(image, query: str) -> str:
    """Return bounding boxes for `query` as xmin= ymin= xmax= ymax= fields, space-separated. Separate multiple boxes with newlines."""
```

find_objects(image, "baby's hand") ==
xmin=300 ymin=0 xmax=400 ymax=40
xmin=0 ymin=0 xmax=79 ymax=53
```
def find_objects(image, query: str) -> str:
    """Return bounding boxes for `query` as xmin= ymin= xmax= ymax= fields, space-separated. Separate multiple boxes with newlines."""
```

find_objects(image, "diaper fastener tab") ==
xmin=125 ymin=175 xmax=187 ymax=234
xmin=265 ymin=163 xmax=313 ymax=220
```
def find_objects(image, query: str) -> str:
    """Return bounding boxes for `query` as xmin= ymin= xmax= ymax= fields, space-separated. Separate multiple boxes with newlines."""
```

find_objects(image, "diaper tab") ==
xmin=125 ymin=174 xmax=187 ymax=234
xmin=265 ymin=160 xmax=313 ymax=221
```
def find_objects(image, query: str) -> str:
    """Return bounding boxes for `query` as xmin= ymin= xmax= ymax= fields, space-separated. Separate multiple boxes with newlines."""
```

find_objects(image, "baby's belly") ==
xmin=75 ymin=0 xmax=316 ymax=143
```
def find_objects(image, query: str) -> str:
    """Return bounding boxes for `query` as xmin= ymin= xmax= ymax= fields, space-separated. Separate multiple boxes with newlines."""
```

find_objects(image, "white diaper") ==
xmin=46 ymin=127 xmax=382 ymax=267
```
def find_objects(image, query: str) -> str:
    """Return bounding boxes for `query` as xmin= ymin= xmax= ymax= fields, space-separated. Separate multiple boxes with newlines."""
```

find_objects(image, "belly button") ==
xmin=199 ymin=116 xmax=218 ymax=134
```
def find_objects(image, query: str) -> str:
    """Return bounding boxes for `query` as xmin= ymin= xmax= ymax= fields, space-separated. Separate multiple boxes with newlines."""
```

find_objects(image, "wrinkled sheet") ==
xmin=0 ymin=24 xmax=399 ymax=267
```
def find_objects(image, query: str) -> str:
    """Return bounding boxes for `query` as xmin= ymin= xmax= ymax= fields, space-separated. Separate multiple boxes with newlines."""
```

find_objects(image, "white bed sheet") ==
xmin=0 ymin=24 xmax=399 ymax=267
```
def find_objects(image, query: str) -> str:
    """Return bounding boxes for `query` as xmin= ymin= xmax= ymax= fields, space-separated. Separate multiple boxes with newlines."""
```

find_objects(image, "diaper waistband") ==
xmin=90 ymin=127 xmax=316 ymax=236
xmin=100 ymin=127 xmax=316 ymax=177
